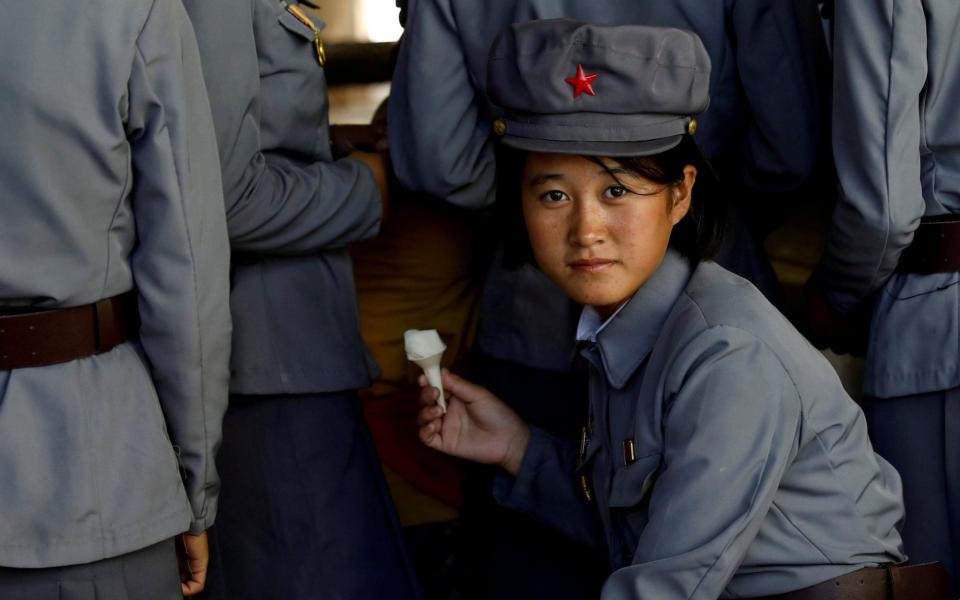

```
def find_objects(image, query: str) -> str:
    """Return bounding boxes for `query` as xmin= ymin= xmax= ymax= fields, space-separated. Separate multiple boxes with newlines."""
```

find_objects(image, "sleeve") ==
xmin=126 ymin=0 xmax=232 ymax=534
xmin=601 ymin=327 xmax=801 ymax=599
xmin=181 ymin=0 xmax=381 ymax=256
xmin=815 ymin=0 xmax=927 ymax=313
xmin=493 ymin=427 xmax=605 ymax=548
xmin=225 ymin=153 xmax=381 ymax=254
xmin=730 ymin=0 xmax=821 ymax=195
xmin=387 ymin=0 xmax=498 ymax=209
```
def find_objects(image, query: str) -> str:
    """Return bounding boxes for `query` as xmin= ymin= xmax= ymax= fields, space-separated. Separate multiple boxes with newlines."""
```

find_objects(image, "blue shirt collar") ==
xmin=579 ymin=249 xmax=693 ymax=389
xmin=575 ymin=302 xmax=628 ymax=344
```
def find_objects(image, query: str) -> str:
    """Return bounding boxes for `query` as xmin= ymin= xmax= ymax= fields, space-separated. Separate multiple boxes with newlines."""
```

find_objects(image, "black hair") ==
xmin=500 ymin=135 xmax=726 ymax=268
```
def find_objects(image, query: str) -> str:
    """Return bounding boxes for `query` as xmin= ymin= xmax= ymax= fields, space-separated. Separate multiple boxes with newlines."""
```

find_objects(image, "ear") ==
xmin=670 ymin=165 xmax=697 ymax=225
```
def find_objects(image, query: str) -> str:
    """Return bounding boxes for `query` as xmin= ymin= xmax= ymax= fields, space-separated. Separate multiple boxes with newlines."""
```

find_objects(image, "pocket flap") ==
xmin=607 ymin=453 xmax=660 ymax=508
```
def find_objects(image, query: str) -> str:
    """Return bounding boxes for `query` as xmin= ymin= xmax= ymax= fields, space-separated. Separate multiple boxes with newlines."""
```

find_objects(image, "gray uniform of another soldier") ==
xmin=0 ymin=0 xmax=231 ymax=596
xmin=816 ymin=0 xmax=960 ymax=593
xmin=181 ymin=0 xmax=421 ymax=598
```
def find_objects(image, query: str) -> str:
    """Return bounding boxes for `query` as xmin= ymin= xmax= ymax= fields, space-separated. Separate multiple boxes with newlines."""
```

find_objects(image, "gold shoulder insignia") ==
xmin=286 ymin=3 xmax=326 ymax=67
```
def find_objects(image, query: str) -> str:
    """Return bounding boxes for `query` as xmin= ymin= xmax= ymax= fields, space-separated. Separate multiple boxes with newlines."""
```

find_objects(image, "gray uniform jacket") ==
xmin=389 ymin=0 xmax=822 ymax=371
xmin=818 ymin=0 xmax=960 ymax=398
xmin=182 ymin=0 xmax=380 ymax=394
xmin=495 ymin=251 xmax=906 ymax=598
xmin=0 ymin=0 xmax=231 ymax=567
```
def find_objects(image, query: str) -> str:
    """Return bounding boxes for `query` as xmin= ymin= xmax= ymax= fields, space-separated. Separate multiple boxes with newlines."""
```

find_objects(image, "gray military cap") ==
xmin=487 ymin=19 xmax=711 ymax=157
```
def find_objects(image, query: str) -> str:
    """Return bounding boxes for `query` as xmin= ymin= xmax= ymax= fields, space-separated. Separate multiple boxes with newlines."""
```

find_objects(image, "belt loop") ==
xmin=884 ymin=562 xmax=903 ymax=600
xmin=94 ymin=296 xmax=116 ymax=352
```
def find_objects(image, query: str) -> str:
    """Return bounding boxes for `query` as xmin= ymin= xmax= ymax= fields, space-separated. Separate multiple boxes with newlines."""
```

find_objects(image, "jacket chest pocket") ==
xmin=606 ymin=452 xmax=661 ymax=568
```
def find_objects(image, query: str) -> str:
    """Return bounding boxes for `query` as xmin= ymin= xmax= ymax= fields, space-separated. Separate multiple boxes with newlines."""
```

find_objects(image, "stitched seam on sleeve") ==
xmin=134 ymin=16 xmax=210 ymax=521
xmin=868 ymin=0 xmax=897 ymax=293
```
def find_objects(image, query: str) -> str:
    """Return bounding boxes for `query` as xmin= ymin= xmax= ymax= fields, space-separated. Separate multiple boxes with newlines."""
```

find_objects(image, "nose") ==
xmin=568 ymin=198 xmax=606 ymax=248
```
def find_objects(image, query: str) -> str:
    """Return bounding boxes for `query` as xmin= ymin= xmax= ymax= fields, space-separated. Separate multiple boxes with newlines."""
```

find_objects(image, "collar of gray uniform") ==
xmin=580 ymin=249 xmax=693 ymax=389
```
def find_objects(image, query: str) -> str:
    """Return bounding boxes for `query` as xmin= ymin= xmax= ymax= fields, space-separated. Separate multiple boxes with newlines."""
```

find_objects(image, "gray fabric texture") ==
xmin=817 ymin=0 xmax=960 ymax=398
xmin=0 ymin=0 xmax=231 ymax=567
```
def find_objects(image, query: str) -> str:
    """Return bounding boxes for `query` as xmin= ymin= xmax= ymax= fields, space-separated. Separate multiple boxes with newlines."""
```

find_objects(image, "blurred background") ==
xmin=309 ymin=1 xmax=401 ymax=123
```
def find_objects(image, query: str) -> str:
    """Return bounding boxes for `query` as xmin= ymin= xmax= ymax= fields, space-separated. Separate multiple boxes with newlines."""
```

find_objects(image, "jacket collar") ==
xmin=581 ymin=249 xmax=692 ymax=389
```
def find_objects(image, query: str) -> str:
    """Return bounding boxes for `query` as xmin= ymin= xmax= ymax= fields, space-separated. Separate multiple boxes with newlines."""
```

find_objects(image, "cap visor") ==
xmin=499 ymin=133 xmax=684 ymax=158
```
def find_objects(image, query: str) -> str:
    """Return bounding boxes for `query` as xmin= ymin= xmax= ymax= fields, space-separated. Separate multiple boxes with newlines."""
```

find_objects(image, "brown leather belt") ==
xmin=758 ymin=562 xmax=949 ymax=600
xmin=0 ymin=291 xmax=139 ymax=370
xmin=898 ymin=215 xmax=960 ymax=273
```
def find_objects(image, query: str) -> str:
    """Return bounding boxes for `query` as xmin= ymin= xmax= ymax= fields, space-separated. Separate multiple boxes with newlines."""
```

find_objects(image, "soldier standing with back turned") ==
xmin=0 ymin=0 xmax=232 ymax=597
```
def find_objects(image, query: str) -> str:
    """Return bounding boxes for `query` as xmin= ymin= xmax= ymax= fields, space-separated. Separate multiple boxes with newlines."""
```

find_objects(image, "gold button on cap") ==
xmin=687 ymin=118 xmax=698 ymax=136
xmin=493 ymin=119 xmax=507 ymax=136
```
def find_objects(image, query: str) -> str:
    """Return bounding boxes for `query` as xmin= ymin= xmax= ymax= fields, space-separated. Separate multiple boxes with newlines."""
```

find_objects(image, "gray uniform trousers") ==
xmin=0 ymin=541 xmax=180 ymax=600
xmin=865 ymin=389 xmax=960 ymax=596
xmin=206 ymin=393 xmax=419 ymax=600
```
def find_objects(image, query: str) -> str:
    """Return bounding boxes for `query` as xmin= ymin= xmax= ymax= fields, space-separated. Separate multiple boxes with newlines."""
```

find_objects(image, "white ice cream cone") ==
xmin=412 ymin=353 xmax=445 ymax=411
xmin=404 ymin=329 xmax=447 ymax=412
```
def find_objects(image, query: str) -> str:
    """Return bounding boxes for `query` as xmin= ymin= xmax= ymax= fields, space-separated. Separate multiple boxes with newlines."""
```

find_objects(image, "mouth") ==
xmin=568 ymin=258 xmax=616 ymax=273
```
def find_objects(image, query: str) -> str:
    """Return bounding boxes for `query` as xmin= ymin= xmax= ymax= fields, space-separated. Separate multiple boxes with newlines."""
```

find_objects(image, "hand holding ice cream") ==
xmin=404 ymin=329 xmax=447 ymax=412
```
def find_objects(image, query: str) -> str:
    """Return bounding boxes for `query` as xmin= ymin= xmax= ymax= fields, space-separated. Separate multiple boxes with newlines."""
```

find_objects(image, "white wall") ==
xmin=309 ymin=0 xmax=401 ymax=42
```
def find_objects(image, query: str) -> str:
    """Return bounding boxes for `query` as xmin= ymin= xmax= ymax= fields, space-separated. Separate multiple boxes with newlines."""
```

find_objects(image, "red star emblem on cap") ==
xmin=564 ymin=64 xmax=599 ymax=98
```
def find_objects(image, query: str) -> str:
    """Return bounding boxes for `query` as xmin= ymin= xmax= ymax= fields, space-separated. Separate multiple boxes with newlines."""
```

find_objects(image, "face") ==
xmin=522 ymin=153 xmax=696 ymax=319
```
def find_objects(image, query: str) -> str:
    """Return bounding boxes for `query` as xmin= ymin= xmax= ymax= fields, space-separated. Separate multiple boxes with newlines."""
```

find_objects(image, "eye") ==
xmin=604 ymin=185 xmax=629 ymax=199
xmin=541 ymin=190 xmax=570 ymax=204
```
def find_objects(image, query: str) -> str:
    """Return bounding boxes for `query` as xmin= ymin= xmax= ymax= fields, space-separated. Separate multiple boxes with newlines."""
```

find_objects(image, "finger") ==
xmin=417 ymin=405 xmax=444 ymax=426
xmin=418 ymin=385 xmax=440 ymax=407
xmin=419 ymin=422 xmax=441 ymax=449
xmin=181 ymin=577 xmax=205 ymax=596
xmin=417 ymin=373 xmax=428 ymax=388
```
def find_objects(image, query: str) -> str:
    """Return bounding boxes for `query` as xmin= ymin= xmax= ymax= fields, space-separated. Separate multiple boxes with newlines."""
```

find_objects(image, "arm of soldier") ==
xmin=222 ymin=152 xmax=383 ymax=254
xmin=387 ymin=0 xmax=498 ymax=209
xmin=418 ymin=371 xmax=605 ymax=547
xmin=601 ymin=327 xmax=800 ymax=599
xmin=814 ymin=0 xmax=927 ymax=313
xmin=181 ymin=0 xmax=382 ymax=255
xmin=126 ymin=0 xmax=231 ymax=542
xmin=730 ymin=0 xmax=820 ymax=196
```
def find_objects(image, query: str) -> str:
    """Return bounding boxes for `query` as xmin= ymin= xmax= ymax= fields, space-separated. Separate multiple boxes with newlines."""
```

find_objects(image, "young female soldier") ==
xmin=418 ymin=20 xmax=949 ymax=599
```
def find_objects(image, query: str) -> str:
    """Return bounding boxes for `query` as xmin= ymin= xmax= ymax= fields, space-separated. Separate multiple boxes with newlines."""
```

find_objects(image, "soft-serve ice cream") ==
xmin=404 ymin=329 xmax=447 ymax=412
